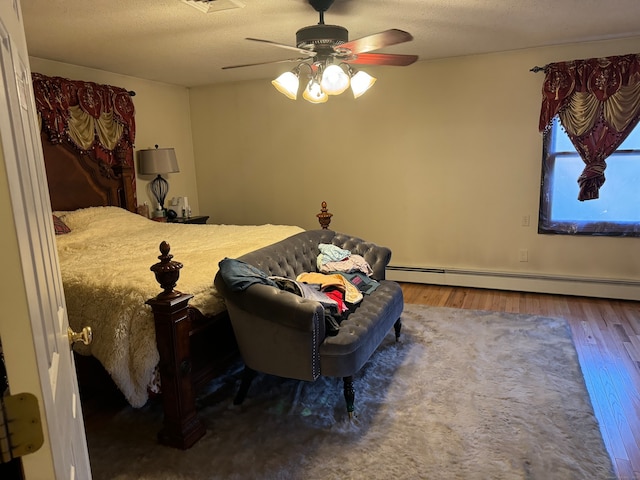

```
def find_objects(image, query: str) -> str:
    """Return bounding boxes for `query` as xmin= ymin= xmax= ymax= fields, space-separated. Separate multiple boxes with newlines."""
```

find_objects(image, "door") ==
xmin=0 ymin=1 xmax=91 ymax=479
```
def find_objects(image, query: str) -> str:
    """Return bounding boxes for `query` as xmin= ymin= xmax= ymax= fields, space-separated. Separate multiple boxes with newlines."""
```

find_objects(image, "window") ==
xmin=539 ymin=117 xmax=640 ymax=236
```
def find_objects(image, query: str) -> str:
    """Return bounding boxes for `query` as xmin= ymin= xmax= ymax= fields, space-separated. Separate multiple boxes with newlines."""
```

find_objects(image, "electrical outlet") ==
xmin=519 ymin=249 xmax=528 ymax=262
xmin=521 ymin=215 xmax=530 ymax=227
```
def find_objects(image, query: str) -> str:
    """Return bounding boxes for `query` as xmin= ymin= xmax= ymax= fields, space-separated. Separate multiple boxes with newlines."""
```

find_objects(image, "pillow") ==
xmin=53 ymin=214 xmax=71 ymax=235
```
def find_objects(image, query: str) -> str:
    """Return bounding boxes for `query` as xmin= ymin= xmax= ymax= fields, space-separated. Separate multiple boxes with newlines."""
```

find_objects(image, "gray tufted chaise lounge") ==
xmin=213 ymin=229 xmax=404 ymax=416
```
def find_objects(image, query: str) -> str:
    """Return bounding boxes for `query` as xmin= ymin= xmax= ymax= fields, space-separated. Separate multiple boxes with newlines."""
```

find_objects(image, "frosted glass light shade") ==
xmin=321 ymin=64 xmax=350 ymax=95
xmin=303 ymin=81 xmax=328 ymax=104
xmin=272 ymin=71 xmax=299 ymax=100
xmin=350 ymin=71 xmax=377 ymax=98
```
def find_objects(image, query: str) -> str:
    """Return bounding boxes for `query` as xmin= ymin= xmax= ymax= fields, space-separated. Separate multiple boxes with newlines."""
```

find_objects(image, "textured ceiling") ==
xmin=21 ymin=0 xmax=640 ymax=87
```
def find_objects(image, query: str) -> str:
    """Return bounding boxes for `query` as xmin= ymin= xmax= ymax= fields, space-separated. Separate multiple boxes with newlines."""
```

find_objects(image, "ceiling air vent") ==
xmin=181 ymin=0 xmax=245 ymax=14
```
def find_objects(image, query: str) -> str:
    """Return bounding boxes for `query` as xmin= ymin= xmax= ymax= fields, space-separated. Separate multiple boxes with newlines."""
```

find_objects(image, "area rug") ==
xmin=86 ymin=304 xmax=615 ymax=480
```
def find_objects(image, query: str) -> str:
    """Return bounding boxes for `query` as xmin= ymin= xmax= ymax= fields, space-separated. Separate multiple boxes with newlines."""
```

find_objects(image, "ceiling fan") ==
xmin=222 ymin=0 xmax=418 ymax=102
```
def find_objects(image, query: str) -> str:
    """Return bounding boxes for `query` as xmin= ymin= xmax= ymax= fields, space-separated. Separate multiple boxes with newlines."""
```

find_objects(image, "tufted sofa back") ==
xmin=236 ymin=230 xmax=391 ymax=280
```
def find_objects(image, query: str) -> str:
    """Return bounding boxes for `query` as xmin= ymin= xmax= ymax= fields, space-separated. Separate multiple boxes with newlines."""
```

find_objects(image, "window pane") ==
xmin=619 ymin=123 xmax=640 ymax=149
xmin=550 ymin=154 xmax=640 ymax=223
xmin=551 ymin=119 xmax=575 ymax=153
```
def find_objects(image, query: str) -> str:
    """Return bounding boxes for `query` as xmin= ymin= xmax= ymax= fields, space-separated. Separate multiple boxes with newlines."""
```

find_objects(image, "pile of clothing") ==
xmin=218 ymin=243 xmax=380 ymax=336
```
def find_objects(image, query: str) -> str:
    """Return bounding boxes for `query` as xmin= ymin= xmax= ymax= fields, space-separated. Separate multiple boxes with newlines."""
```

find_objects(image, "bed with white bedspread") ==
xmin=55 ymin=206 xmax=303 ymax=407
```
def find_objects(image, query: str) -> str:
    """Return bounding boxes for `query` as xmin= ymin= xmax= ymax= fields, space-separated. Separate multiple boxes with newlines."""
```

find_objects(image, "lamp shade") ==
xmin=303 ymin=80 xmax=328 ymax=104
xmin=321 ymin=64 xmax=350 ymax=95
xmin=350 ymin=71 xmax=377 ymax=98
xmin=272 ymin=71 xmax=299 ymax=100
xmin=138 ymin=147 xmax=179 ymax=175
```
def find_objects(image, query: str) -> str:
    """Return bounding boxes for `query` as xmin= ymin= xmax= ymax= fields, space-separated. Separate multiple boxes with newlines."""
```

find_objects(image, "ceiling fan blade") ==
xmin=222 ymin=57 xmax=309 ymax=70
xmin=246 ymin=38 xmax=316 ymax=56
xmin=345 ymin=52 xmax=418 ymax=67
xmin=337 ymin=29 xmax=414 ymax=55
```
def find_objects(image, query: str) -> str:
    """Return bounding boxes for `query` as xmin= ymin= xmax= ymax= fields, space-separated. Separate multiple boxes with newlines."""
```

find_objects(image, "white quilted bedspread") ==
xmin=55 ymin=206 xmax=303 ymax=407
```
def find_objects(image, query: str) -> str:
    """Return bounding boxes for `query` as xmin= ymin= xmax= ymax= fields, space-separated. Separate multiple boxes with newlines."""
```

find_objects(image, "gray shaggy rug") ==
xmin=86 ymin=304 xmax=615 ymax=479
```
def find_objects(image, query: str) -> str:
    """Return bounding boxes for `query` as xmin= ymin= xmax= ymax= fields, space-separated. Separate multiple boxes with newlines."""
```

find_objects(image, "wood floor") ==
xmin=400 ymin=282 xmax=640 ymax=480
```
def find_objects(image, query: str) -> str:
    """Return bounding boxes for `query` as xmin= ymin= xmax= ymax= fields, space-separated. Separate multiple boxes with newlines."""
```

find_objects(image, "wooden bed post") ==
xmin=317 ymin=201 xmax=333 ymax=229
xmin=146 ymin=241 xmax=205 ymax=449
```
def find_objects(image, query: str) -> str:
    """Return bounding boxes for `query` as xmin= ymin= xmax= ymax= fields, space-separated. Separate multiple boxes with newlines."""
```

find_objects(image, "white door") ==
xmin=0 ymin=1 xmax=91 ymax=479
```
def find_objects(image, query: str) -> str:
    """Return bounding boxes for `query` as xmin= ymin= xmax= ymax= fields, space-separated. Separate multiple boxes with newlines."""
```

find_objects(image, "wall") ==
xmin=189 ymin=36 xmax=640 ymax=299
xmin=28 ymin=57 xmax=201 ymax=215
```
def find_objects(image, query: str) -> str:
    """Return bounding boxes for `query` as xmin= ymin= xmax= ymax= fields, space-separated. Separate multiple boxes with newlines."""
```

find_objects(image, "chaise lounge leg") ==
xmin=394 ymin=317 xmax=402 ymax=341
xmin=343 ymin=376 xmax=355 ymax=418
xmin=234 ymin=366 xmax=257 ymax=405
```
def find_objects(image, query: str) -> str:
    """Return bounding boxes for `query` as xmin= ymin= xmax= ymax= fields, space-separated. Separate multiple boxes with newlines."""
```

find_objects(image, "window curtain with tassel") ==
xmin=539 ymin=53 xmax=640 ymax=201
xmin=31 ymin=72 xmax=136 ymax=173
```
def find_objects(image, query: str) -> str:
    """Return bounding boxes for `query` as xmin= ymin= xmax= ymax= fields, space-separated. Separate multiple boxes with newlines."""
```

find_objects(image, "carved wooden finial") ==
xmin=150 ymin=241 xmax=183 ymax=298
xmin=316 ymin=201 xmax=333 ymax=229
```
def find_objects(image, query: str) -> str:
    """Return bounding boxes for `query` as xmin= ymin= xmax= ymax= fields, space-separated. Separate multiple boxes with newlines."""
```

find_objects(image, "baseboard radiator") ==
xmin=386 ymin=265 xmax=640 ymax=301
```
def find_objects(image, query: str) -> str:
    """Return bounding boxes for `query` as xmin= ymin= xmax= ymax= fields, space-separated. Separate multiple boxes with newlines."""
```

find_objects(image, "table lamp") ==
xmin=138 ymin=145 xmax=179 ymax=212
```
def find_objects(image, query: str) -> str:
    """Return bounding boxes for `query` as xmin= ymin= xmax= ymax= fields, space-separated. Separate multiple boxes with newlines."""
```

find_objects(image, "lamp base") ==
xmin=150 ymin=174 xmax=169 ymax=212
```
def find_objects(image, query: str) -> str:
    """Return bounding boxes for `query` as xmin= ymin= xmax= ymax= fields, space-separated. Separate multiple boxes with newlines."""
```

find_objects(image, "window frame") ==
xmin=538 ymin=120 xmax=640 ymax=237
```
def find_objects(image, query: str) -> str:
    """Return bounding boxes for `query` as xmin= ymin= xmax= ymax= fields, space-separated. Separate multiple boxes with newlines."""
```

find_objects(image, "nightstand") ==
xmin=168 ymin=215 xmax=209 ymax=224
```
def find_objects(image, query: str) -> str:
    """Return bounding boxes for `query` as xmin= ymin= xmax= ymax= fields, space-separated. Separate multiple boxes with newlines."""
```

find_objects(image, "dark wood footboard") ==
xmin=147 ymin=296 xmax=238 ymax=449
xmin=146 ymin=291 xmax=205 ymax=449
xmin=147 ymin=241 xmax=238 ymax=449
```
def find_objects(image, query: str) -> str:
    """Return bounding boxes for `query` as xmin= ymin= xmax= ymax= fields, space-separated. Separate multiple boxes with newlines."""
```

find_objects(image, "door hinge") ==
xmin=0 ymin=393 xmax=44 ymax=463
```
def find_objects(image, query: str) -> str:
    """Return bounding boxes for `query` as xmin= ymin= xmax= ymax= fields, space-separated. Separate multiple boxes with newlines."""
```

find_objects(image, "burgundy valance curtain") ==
xmin=31 ymin=73 xmax=136 ymax=169
xmin=539 ymin=53 xmax=640 ymax=201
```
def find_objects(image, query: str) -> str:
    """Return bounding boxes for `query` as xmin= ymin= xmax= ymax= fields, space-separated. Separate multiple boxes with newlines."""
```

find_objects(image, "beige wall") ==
xmin=189 ymin=36 xmax=640 ymax=287
xmin=28 ymin=58 xmax=201 ymax=215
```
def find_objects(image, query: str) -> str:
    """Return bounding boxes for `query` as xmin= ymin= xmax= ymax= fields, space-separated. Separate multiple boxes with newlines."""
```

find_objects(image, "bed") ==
xmin=55 ymin=205 xmax=304 ymax=404
xmin=35 ymin=73 xmax=332 ymax=449
xmin=43 ymin=134 xmax=331 ymax=449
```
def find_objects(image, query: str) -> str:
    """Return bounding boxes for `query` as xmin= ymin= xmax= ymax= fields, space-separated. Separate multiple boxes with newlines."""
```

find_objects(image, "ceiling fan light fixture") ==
xmin=350 ymin=70 xmax=377 ymax=98
xmin=303 ymin=80 xmax=328 ymax=104
xmin=221 ymin=2 xmax=418 ymax=103
xmin=272 ymin=71 xmax=299 ymax=100
xmin=320 ymin=64 xmax=350 ymax=95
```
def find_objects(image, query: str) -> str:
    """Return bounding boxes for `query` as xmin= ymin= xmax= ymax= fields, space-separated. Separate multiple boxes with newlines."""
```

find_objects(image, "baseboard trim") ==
xmin=386 ymin=265 xmax=640 ymax=301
